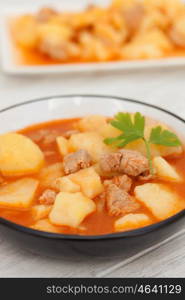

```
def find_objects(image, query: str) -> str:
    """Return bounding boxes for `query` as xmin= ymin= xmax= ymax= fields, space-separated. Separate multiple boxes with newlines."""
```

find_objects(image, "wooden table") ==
xmin=0 ymin=0 xmax=185 ymax=278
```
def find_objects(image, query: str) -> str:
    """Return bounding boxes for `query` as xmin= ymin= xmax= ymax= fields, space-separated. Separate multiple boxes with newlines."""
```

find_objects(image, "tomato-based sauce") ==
xmin=11 ymin=43 xmax=185 ymax=66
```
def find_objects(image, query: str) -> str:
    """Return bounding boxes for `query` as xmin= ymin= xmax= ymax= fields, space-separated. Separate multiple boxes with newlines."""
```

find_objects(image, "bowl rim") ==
xmin=0 ymin=93 xmax=185 ymax=241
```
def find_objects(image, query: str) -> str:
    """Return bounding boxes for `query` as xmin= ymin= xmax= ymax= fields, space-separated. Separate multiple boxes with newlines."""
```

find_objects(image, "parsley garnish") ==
xmin=104 ymin=112 xmax=181 ymax=175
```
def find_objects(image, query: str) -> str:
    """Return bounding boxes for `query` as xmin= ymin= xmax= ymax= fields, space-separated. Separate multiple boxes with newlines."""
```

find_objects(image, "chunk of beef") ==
xmin=30 ymin=129 xmax=58 ymax=144
xmin=100 ymin=152 xmax=122 ymax=173
xmin=63 ymin=149 xmax=92 ymax=175
xmin=124 ymin=4 xmax=145 ymax=34
xmin=104 ymin=174 xmax=132 ymax=192
xmin=119 ymin=149 xmax=149 ymax=176
xmin=100 ymin=149 xmax=149 ymax=177
xmin=39 ymin=189 xmax=57 ymax=205
xmin=42 ymin=131 xmax=58 ymax=145
xmin=112 ymin=174 xmax=132 ymax=191
xmin=30 ymin=129 xmax=50 ymax=143
xmin=168 ymin=17 xmax=185 ymax=48
xmin=96 ymin=192 xmax=106 ymax=212
xmin=106 ymin=184 xmax=140 ymax=217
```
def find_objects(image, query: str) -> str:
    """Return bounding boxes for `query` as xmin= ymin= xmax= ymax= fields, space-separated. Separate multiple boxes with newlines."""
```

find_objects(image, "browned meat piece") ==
xmin=96 ymin=192 xmax=106 ymax=212
xmin=36 ymin=7 xmax=58 ymax=22
xmin=63 ymin=149 xmax=92 ymax=175
xmin=100 ymin=149 xmax=149 ymax=177
xmin=100 ymin=152 xmax=122 ymax=173
xmin=39 ymin=189 xmax=57 ymax=205
xmin=104 ymin=174 xmax=132 ymax=192
xmin=168 ymin=17 xmax=185 ymax=48
xmin=119 ymin=149 xmax=149 ymax=176
xmin=42 ymin=131 xmax=58 ymax=145
xmin=112 ymin=174 xmax=132 ymax=191
xmin=168 ymin=26 xmax=185 ymax=48
xmin=39 ymin=41 xmax=68 ymax=60
xmin=39 ymin=38 xmax=80 ymax=61
xmin=30 ymin=129 xmax=50 ymax=143
xmin=106 ymin=184 xmax=140 ymax=217
xmin=30 ymin=129 xmax=58 ymax=144
xmin=124 ymin=4 xmax=145 ymax=34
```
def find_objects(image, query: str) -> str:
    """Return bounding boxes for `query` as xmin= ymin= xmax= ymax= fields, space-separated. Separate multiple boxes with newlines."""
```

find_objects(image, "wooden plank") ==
xmin=101 ymin=230 xmax=185 ymax=278
xmin=0 ymin=228 xmax=185 ymax=278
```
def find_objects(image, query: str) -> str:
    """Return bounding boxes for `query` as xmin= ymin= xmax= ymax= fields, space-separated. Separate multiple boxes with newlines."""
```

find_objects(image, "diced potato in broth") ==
xmin=0 ymin=133 xmax=44 ymax=177
xmin=76 ymin=115 xmax=121 ymax=138
xmin=68 ymin=132 xmax=112 ymax=161
xmin=39 ymin=162 xmax=64 ymax=190
xmin=153 ymin=156 xmax=181 ymax=182
xmin=31 ymin=218 xmax=61 ymax=233
xmin=31 ymin=204 xmax=52 ymax=221
xmin=70 ymin=167 xmax=104 ymax=198
xmin=115 ymin=213 xmax=151 ymax=231
xmin=56 ymin=136 xmax=70 ymax=157
xmin=0 ymin=178 xmax=39 ymax=209
xmin=49 ymin=192 xmax=96 ymax=228
xmin=77 ymin=115 xmax=107 ymax=133
xmin=55 ymin=176 xmax=80 ymax=193
xmin=135 ymin=183 xmax=184 ymax=220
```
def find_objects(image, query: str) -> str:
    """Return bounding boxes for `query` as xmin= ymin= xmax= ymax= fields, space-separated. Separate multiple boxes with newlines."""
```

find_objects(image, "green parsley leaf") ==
xmin=149 ymin=126 xmax=181 ymax=147
xmin=133 ymin=112 xmax=145 ymax=137
xmin=104 ymin=133 xmax=142 ymax=148
xmin=104 ymin=134 xmax=125 ymax=146
xmin=115 ymin=134 xmax=142 ymax=148
xmin=107 ymin=112 xmax=145 ymax=142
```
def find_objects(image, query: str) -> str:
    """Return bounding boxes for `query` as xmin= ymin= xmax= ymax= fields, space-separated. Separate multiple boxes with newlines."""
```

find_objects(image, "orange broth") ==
xmin=11 ymin=43 xmax=185 ymax=66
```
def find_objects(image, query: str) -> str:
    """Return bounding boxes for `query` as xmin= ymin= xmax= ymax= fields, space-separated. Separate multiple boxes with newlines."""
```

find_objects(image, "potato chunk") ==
xmin=153 ymin=156 xmax=181 ymax=182
xmin=100 ymin=123 xmax=122 ymax=138
xmin=77 ymin=115 xmax=107 ymax=132
xmin=122 ymin=30 xmax=172 ymax=59
xmin=39 ymin=163 xmax=64 ymax=189
xmin=135 ymin=183 xmax=183 ymax=220
xmin=12 ymin=15 xmax=38 ymax=49
xmin=0 ymin=133 xmax=44 ymax=177
xmin=115 ymin=213 xmax=151 ymax=231
xmin=0 ymin=178 xmax=39 ymax=209
xmin=31 ymin=205 xmax=52 ymax=221
xmin=77 ymin=115 xmax=121 ymax=138
xmin=55 ymin=176 xmax=80 ymax=193
xmin=56 ymin=136 xmax=70 ymax=157
xmin=31 ymin=218 xmax=60 ymax=233
xmin=49 ymin=192 xmax=96 ymax=228
xmin=70 ymin=167 xmax=104 ymax=198
xmin=69 ymin=132 xmax=111 ymax=161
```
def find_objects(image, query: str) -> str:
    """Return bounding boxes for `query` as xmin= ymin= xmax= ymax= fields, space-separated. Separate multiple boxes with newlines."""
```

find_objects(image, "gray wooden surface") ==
xmin=0 ymin=0 xmax=185 ymax=278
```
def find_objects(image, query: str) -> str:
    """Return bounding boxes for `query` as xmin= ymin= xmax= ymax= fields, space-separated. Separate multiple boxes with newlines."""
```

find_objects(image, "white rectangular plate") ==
xmin=1 ymin=0 xmax=185 ymax=75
